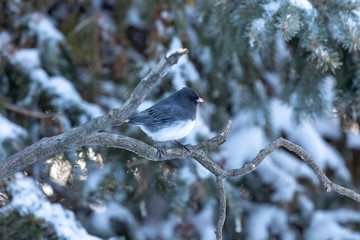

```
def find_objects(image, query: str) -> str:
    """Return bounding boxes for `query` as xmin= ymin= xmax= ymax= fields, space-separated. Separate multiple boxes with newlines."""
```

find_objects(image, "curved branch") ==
xmin=0 ymin=49 xmax=189 ymax=180
xmin=0 ymin=122 xmax=229 ymax=179
xmin=223 ymin=137 xmax=360 ymax=202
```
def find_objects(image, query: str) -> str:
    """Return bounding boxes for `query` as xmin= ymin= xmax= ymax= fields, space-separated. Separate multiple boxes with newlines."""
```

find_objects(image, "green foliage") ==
xmin=196 ymin=0 xmax=360 ymax=128
xmin=333 ymin=14 xmax=360 ymax=52
xmin=0 ymin=209 xmax=60 ymax=240
xmin=275 ymin=5 xmax=301 ymax=42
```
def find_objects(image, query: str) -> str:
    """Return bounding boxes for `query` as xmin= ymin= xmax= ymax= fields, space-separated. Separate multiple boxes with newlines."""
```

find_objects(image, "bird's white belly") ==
xmin=140 ymin=120 xmax=196 ymax=142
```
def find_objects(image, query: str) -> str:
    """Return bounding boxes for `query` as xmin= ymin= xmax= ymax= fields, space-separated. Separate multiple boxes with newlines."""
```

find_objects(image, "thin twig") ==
xmin=2 ymin=99 xmax=58 ymax=119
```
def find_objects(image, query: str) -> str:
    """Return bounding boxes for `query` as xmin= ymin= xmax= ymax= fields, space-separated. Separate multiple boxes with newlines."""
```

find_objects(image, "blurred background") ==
xmin=1 ymin=0 xmax=360 ymax=239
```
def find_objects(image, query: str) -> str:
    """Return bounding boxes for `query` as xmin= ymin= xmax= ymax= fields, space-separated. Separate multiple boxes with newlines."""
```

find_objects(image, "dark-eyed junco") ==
xmin=125 ymin=87 xmax=203 ymax=158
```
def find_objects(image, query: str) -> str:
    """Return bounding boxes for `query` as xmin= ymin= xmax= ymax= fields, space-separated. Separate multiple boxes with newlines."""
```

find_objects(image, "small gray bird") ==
xmin=125 ymin=87 xmax=203 ymax=158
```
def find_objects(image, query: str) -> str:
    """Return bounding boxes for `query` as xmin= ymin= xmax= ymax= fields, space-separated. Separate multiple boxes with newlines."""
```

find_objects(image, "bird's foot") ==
xmin=155 ymin=142 xmax=164 ymax=159
xmin=174 ymin=140 xmax=190 ymax=152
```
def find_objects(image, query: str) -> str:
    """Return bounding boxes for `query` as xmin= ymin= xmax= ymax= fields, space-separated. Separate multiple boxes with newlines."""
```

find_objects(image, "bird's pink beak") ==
xmin=197 ymin=97 xmax=204 ymax=103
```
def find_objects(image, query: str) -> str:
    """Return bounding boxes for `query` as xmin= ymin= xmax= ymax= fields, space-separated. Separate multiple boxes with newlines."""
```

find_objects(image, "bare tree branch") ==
xmin=223 ymin=137 xmax=360 ymax=202
xmin=0 ymin=49 xmax=189 ymax=179
xmin=215 ymin=176 xmax=226 ymax=240
xmin=2 ymin=49 xmax=360 ymax=240
xmin=1 ymin=98 xmax=59 ymax=119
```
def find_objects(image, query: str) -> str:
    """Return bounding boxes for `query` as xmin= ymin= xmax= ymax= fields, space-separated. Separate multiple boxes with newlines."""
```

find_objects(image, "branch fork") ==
xmin=1 ymin=49 xmax=360 ymax=240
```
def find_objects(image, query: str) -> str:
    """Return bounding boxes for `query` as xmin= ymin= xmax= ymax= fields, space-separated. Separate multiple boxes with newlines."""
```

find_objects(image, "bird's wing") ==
xmin=126 ymin=104 xmax=184 ymax=126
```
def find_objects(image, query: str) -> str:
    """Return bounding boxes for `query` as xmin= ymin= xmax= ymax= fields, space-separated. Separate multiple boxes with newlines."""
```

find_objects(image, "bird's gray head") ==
xmin=173 ymin=87 xmax=204 ymax=107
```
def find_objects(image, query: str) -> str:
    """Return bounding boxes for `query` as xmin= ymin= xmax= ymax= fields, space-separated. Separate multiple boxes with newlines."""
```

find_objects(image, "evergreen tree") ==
xmin=1 ymin=0 xmax=360 ymax=239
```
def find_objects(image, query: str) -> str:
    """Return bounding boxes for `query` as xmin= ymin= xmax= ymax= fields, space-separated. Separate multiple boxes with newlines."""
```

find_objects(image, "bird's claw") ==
xmin=174 ymin=140 xmax=190 ymax=152
xmin=155 ymin=142 xmax=164 ymax=159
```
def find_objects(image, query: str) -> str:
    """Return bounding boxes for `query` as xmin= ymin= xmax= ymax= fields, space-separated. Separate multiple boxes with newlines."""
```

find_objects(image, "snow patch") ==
xmin=257 ymin=158 xmax=300 ymax=202
xmin=126 ymin=7 xmax=145 ymax=27
xmin=248 ymin=18 xmax=266 ymax=48
xmin=222 ymin=112 xmax=265 ymax=170
xmin=246 ymin=205 xmax=295 ymax=240
xmin=47 ymin=76 xmax=82 ymax=102
xmin=28 ymin=13 xmax=64 ymax=43
xmin=4 ymin=173 xmax=100 ymax=240
xmin=0 ymin=31 xmax=12 ymax=56
xmin=46 ymin=76 xmax=104 ymax=120
xmin=0 ymin=114 xmax=27 ymax=142
xmin=262 ymin=1 xmax=281 ymax=16
xmin=347 ymin=131 xmax=360 ymax=149
xmin=168 ymin=37 xmax=200 ymax=90
xmin=272 ymin=151 xmax=318 ymax=185
xmin=12 ymin=49 xmax=41 ymax=71
xmin=90 ymin=201 xmax=142 ymax=238
xmin=305 ymin=209 xmax=360 ymax=240
xmin=289 ymin=0 xmax=313 ymax=11
xmin=191 ymin=200 xmax=216 ymax=240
